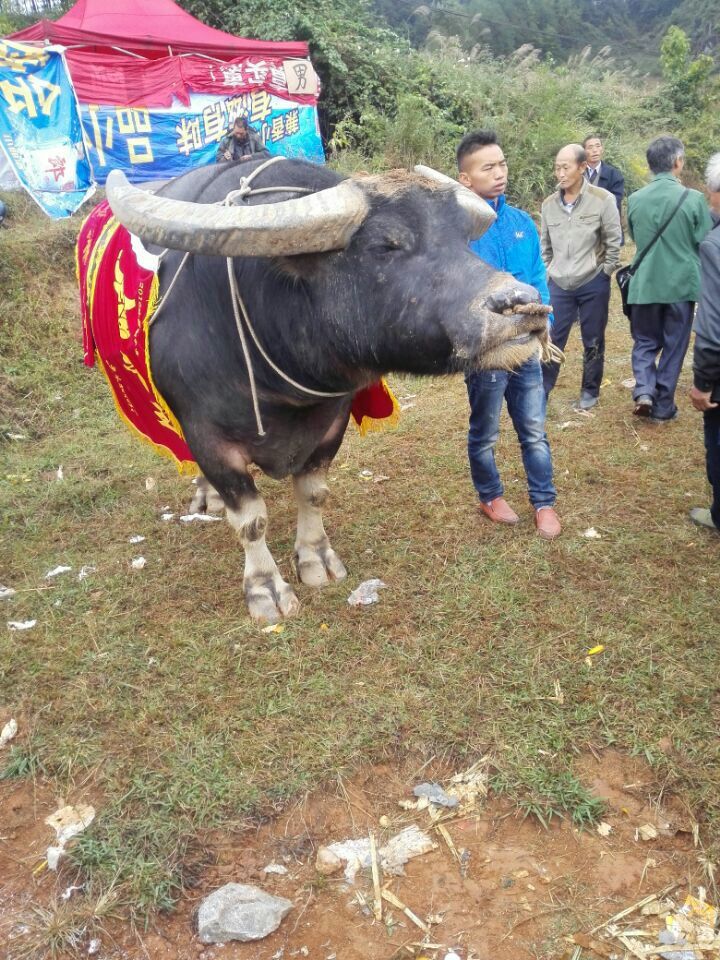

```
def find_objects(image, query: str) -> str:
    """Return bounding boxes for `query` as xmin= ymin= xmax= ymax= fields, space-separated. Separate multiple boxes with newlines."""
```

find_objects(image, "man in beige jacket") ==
xmin=541 ymin=143 xmax=622 ymax=409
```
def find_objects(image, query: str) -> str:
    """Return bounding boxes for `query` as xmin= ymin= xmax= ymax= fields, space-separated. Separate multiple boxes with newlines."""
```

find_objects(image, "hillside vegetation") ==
xmin=182 ymin=0 xmax=718 ymax=199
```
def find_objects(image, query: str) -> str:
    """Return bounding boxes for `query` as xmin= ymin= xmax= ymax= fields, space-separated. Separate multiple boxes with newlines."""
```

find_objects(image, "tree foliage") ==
xmin=654 ymin=24 xmax=719 ymax=173
xmin=373 ymin=0 xmax=719 ymax=68
xmin=660 ymin=24 xmax=714 ymax=113
xmin=183 ymin=0 xmax=412 ymax=137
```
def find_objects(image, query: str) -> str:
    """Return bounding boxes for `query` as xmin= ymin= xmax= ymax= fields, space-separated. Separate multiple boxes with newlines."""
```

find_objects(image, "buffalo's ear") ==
xmin=271 ymin=253 xmax=325 ymax=280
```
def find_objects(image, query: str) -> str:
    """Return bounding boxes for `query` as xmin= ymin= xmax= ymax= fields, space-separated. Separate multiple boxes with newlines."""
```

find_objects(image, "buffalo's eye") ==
xmin=369 ymin=238 xmax=409 ymax=256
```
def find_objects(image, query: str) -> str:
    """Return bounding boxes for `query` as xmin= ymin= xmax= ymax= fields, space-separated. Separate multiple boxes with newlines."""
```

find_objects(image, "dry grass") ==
xmin=5 ymin=885 xmax=124 ymax=960
xmin=1 ymin=194 xmax=718 ymax=930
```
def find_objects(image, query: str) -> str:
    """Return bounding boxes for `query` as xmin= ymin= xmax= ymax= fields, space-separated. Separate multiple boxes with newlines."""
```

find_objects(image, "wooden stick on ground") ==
xmin=617 ymin=934 xmax=652 ymax=959
xmin=435 ymin=823 xmax=462 ymax=865
xmin=589 ymin=881 xmax=681 ymax=934
xmin=382 ymin=889 xmax=430 ymax=934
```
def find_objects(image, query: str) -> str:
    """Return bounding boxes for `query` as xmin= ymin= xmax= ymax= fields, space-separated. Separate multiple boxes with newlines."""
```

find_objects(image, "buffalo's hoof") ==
xmin=294 ymin=543 xmax=347 ymax=587
xmin=245 ymin=573 xmax=299 ymax=623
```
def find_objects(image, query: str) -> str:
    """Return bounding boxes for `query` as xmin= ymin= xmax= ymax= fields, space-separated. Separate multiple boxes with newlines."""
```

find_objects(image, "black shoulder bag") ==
xmin=616 ymin=188 xmax=690 ymax=318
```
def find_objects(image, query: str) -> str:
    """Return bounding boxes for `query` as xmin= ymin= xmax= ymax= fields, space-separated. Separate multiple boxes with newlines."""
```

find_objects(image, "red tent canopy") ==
xmin=11 ymin=0 xmax=309 ymax=60
xmin=9 ymin=0 xmax=316 ymax=108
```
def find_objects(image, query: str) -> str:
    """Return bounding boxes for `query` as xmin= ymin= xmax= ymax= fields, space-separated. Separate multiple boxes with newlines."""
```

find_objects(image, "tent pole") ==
xmin=184 ymin=52 xmax=225 ymax=63
xmin=109 ymin=46 xmax=148 ymax=59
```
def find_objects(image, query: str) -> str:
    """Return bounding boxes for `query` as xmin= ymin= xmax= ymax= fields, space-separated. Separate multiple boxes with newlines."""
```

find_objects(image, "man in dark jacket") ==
xmin=689 ymin=152 xmax=720 ymax=533
xmin=583 ymin=135 xmax=624 ymax=221
xmin=215 ymin=117 xmax=268 ymax=163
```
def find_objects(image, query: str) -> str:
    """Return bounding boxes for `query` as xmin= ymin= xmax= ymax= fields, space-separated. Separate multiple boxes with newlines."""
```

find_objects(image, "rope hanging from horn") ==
xmin=150 ymin=156 xmax=309 ymax=327
xmin=224 ymin=159 xmax=353 ymax=438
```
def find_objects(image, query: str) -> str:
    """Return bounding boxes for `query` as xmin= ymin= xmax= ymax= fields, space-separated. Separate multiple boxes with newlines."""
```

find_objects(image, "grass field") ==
xmin=1 ymin=190 xmax=718 ymax=936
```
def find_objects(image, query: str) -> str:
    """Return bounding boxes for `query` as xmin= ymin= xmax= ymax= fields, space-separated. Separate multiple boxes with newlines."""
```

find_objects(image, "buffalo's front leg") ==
xmin=226 ymin=483 xmax=300 ymax=623
xmin=293 ymin=468 xmax=347 ymax=587
xmin=193 ymin=443 xmax=299 ymax=622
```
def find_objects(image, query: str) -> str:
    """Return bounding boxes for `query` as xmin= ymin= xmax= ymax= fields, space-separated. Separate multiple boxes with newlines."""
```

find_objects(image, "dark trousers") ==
xmin=630 ymin=301 xmax=694 ymax=420
xmin=543 ymin=272 xmax=611 ymax=398
xmin=704 ymin=406 xmax=720 ymax=528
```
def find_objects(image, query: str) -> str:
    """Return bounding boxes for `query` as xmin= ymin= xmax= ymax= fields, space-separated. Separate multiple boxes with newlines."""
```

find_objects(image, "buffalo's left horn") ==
xmin=105 ymin=170 xmax=370 ymax=257
xmin=413 ymin=164 xmax=496 ymax=239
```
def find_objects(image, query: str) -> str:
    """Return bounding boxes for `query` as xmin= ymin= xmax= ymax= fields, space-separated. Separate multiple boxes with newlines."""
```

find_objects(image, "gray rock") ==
xmin=413 ymin=782 xmax=458 ymax=808
xmin=197 ymin=883 xmax=293 ymax=944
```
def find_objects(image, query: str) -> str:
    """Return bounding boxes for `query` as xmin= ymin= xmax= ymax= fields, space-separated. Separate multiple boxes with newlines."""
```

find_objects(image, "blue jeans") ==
xmin=467 ymin=357 xmax=556 ymax=509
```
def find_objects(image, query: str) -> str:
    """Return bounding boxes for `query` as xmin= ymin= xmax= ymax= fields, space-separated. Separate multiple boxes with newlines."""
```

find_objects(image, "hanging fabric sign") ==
xmin=76 ymin=54 xmax=324 ymax=184
xmin=0 ymin=39 xmax=94 ymax=218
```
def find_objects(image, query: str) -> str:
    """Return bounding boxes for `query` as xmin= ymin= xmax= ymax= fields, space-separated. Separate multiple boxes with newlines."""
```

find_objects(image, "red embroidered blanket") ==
xmin=78 ymin=201 xmax=198 ymax=474
xmin=78 ymin=201 xmax=398 ymax=474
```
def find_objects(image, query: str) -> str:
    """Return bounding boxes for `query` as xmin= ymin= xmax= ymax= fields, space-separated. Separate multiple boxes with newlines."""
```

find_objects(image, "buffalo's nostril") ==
xmin=514 ymin=286 xmax=539 ymax=305
xmin=486 ymin=282 xmax=540 ymax=313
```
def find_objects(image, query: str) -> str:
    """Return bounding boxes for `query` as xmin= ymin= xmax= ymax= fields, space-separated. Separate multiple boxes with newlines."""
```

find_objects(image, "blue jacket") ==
xmin=469 ymin=194 xmax=551 ymax=324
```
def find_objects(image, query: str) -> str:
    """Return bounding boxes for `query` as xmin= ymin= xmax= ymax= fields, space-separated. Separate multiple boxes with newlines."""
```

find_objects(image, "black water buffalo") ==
xmin=106 ymin=156 xmax=548 ymax=623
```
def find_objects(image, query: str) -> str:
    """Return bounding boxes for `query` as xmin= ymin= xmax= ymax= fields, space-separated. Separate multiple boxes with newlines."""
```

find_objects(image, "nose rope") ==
xmin=503 ymin=302 xmax=565 ymax=366
xmin=540 ymin=333 xmax=565 ymax=366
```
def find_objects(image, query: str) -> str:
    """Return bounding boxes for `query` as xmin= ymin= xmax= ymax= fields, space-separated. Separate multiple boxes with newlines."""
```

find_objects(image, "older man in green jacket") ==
xmin=627 ymin=136 xmax=712 ymax=422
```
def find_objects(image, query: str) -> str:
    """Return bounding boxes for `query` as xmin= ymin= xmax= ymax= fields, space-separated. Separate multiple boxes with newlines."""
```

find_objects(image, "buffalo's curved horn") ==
xmin=413 ymin=164 xmax=496 ymax=239
xmin=105 ymin=170 xmax=370 ymax=257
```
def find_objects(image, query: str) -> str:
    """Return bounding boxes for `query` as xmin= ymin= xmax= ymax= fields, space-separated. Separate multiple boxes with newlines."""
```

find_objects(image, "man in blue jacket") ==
xmin=457 ymin=130 xmax=561 ymax=539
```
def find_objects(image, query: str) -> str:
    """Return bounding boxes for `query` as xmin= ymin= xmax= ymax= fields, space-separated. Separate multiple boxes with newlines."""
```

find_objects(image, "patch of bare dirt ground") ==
xmin=2 ymin=751 xmax=710 ymax=960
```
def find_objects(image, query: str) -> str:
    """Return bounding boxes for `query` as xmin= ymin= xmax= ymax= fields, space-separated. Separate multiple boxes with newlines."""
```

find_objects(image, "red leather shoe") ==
xmin=535 ymin=506 xmax=561 ymax=540
xmin=479 ymin=497 xmax=520 ymax=524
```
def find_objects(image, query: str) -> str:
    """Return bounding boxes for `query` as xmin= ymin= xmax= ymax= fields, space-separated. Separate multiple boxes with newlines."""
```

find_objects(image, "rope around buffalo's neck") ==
xmin=226 ymin=258 xmax=348 ymax=435
xmin=225 ymin=257 xmax=266 ymax=436
xmin=222 ymin=158 xmax=351 ymax=436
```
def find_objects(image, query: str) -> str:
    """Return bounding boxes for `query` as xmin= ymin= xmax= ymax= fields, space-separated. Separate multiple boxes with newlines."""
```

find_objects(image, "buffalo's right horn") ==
xmin=105 ymin=170 xmax=370 ymax=257
xmin=413 ymin=164 xmax=496 ymax=239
